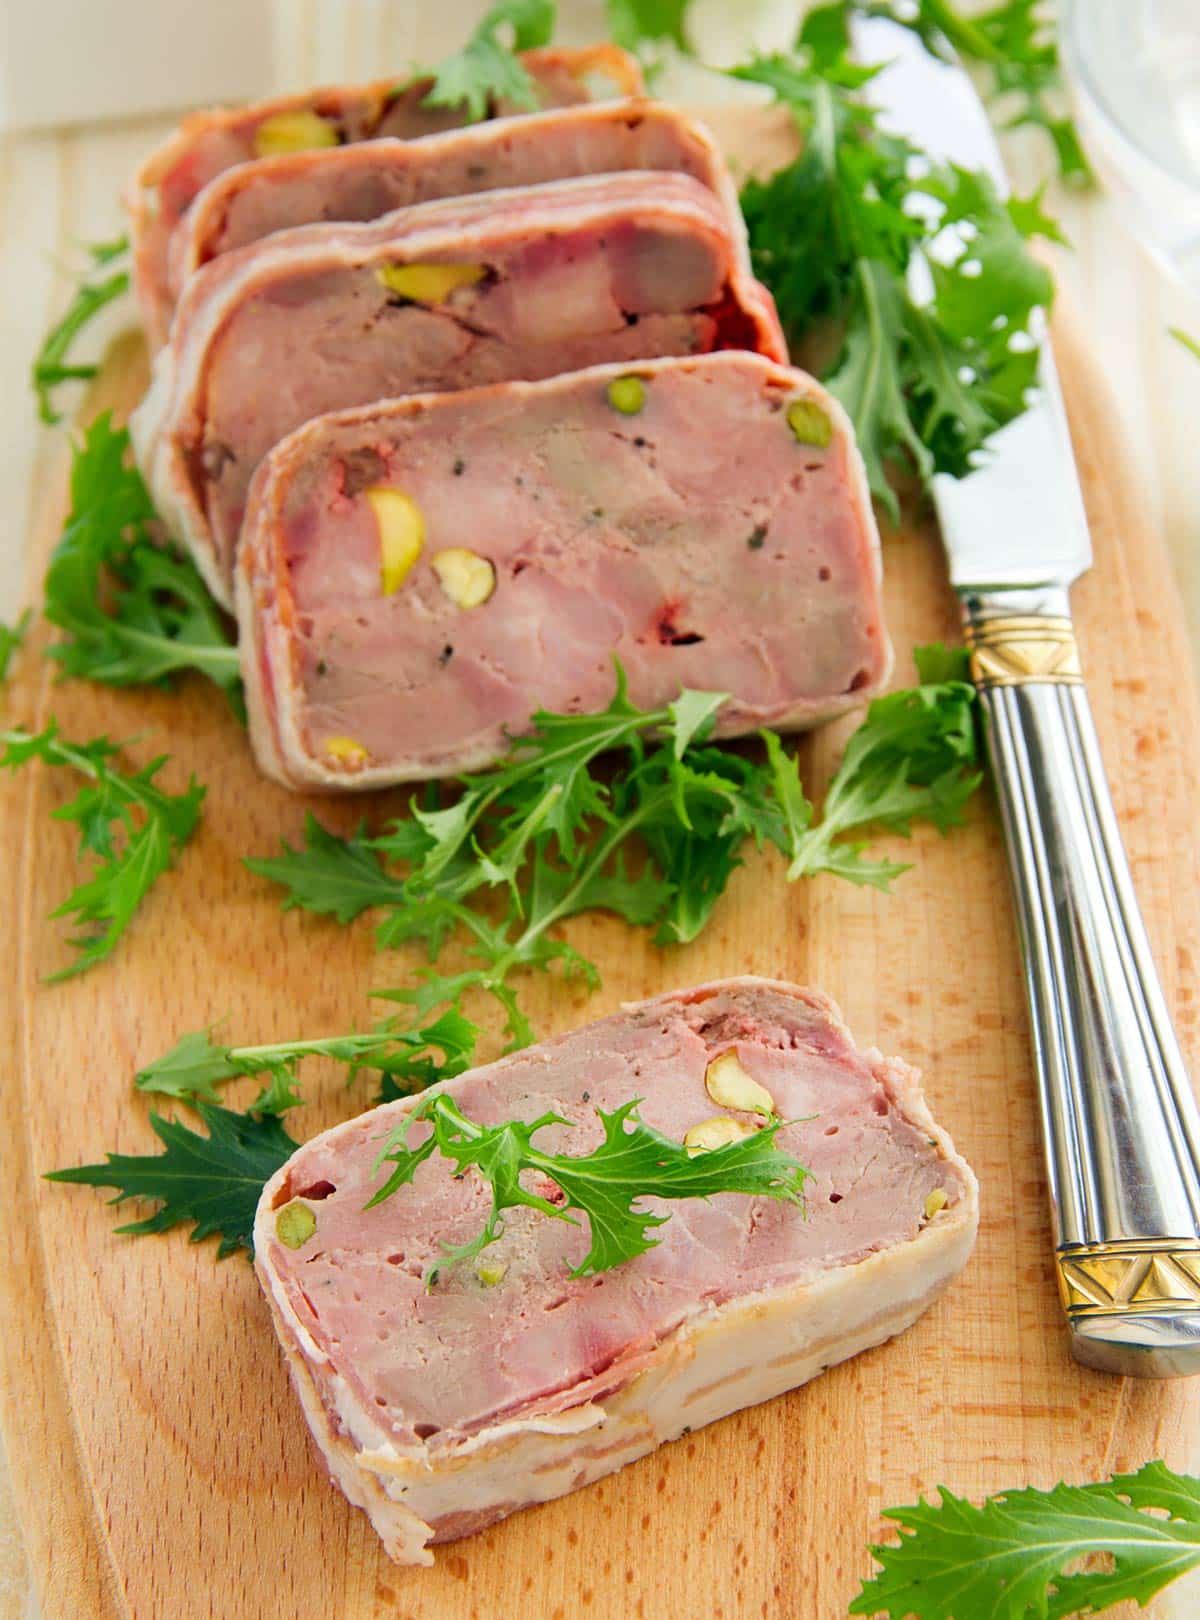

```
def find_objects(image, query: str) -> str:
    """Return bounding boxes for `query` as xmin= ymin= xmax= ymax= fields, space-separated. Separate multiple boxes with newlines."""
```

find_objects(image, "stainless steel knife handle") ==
xmin=962 ymin=584 xmax=1200 ymax=1377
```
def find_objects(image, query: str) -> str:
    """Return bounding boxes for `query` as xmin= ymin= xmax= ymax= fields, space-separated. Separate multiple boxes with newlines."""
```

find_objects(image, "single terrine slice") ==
xmin=169 ymin=101 xmax=746 ymax=314
xmin=131 ymin=172 xmax=786 ymax=608
xmin=128 ymin=44 xmax=643 ymax=344
xmin=254 ymin=977 xmax=978 ymax=1566
xmin=235 ymin=351 xmax=887 ymax=791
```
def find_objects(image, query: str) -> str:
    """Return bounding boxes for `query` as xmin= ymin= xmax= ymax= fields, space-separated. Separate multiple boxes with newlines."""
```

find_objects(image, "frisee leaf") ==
xmin=851 ymin=1461 xmax=1200 ymax=1618
xmin=1 ymin=720 xmax=204 ymax=979
xmin=46 ymin=1105 xmax=299 ymax=1259
xmin=735 ymin=20 xmax=1057 ymax=518
xmin=43 ymin=415 xmax=242 ymax=709
xmin=421 ymin=0 xmax=556 ymax=122
xmin=367 ymin=1093 xmax=809 ymax=1280
xmin=32 ymin=235 xmax=130 ymax=424
xmin=0 ymin=609 xmax=31 ymax=682
xmin=135 ymin=1007 xmax=480 ymax=1112
xmin=251 ymin=655 xmax=980 ymax=1045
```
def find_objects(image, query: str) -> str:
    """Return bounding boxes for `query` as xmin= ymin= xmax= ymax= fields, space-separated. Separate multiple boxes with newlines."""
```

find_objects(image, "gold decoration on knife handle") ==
xmin=1056 ymin=1239 xmax=1200 ymax=1319
xmin=964 ymin=614 xmax=1083 ymax=687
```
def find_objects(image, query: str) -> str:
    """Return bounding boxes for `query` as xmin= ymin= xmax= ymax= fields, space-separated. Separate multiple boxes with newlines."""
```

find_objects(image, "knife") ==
xmin=854 ymin=15 xmax=1200 ymax=1377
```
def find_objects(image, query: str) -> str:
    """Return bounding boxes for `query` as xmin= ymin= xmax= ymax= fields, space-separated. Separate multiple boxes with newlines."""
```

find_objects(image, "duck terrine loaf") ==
xmin=254 ymin=978 xmax=978 ymax=1565
xmin=128 ymin=44 xmax=644 ymax=343
xmin=132 ymin=172 xmax=786 ymax=606
xmin=235 ymin=351 xmax=888 ymax=789
xmin=168 ymin=101 xmax=746 ymax=313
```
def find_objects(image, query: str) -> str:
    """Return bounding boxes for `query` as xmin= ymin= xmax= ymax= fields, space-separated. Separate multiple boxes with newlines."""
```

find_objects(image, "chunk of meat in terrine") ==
xmin=131 ymin=172 xmax=786 ymax=608
xmin=235 ymin=351 xmax=886 ymax=791
xmin=254 ymin=976 xmax=978 ymax=1565
xmin=127 ymin=43 xmax=644 ymax=344
xmin=168 ymin=101 xmax=746 ymax=313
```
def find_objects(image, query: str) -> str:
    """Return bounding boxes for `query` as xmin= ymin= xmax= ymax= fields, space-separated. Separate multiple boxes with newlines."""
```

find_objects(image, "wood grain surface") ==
xmin=2 ymin=113 xmax=1200 ymax=1620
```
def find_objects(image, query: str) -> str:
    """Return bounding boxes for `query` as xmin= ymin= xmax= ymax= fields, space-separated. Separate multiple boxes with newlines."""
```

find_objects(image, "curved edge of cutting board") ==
xmin=0 ymin=419 xmax=130 ymax=1620
xmin=1 ymin=301 xmax=1198 ymax=1619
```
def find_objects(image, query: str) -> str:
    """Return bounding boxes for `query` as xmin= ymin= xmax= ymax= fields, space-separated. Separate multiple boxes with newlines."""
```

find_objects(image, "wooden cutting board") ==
xmin=2 ymin=111 xmax=1199 ymax=1620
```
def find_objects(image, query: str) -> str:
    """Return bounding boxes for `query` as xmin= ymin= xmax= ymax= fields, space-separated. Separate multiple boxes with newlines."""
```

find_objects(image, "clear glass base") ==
xmin=1063 ymin=0 xmax=1200 ymax=290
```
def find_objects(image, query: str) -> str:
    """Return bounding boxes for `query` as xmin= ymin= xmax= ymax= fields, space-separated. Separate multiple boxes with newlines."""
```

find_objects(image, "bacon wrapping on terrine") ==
xmin=235 ymin=351 xmax=887 ymax=790
xmin=128 ymin=44 xmax=644 ymax=344
xmin=254 ymin=977 xmax=978 ymax=1566
xmin=131 ymin=173 xmax=786 ymax=609
xmin=168 ymin=100 xmax=746 ymax=316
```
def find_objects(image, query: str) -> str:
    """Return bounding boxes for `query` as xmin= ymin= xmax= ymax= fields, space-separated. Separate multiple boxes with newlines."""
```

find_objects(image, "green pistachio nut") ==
xmin=786 ymin=398 xmax=833 ymax=449
xmin=275 ymin=1200 xmax=317 ymax=1249
xmin=606 ymin=375 xmax=647 ymax=415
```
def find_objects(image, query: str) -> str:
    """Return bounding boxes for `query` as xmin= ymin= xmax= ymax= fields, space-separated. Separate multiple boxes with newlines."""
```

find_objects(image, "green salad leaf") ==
xmin=1 ymin=721 xmax=204 ymax=979
xmin=43 ymin=415 xmax=242 ymax=708
xmin=606 ymin=0 xmax=690 ymax=53
xmin=47 ymin=1105 xmax=299 ymax=1258
xmin=422 ymin=0 xmax=557 ymax=121
xmin=860 ymin=0 xmax=1092 ymax=185
xmin=852 ymin=1462 xmax=1200 ymax=1618
xmin=135 ymin=1007 xmax=480 ymax=1112
xmin=251 ymin=653 xmax=980 ymax=1046
xmin=0 ymin=610 xmax=31 ymax=683
xmin=735 ymin=16 xmax=1057 ymax=518
xmin=368 ymin=1092 xmax=809 ymax=1280
xmin=32 ymin=235 xmax=130 ymax=425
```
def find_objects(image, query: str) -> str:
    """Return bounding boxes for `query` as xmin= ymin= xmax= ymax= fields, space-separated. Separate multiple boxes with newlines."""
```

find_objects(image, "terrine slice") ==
xmin=131 ymin=171 xmax=786 ymax=608
xmin=235 ymin=351 xmax=887 ymax=790
xmin=254 ymin=977 xmax=978 ymax=1565
xmin=128 ymin=44 xmax=644 ymax=344
xmin=169 ymin=101 xmax=746 ymax=313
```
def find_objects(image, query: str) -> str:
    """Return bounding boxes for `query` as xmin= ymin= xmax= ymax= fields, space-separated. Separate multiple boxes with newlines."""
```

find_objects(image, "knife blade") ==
xmin=856 ymin=14 xmax=1092 ymax=590
xmin=854 ymin=14 xmax=1200 ymax=1377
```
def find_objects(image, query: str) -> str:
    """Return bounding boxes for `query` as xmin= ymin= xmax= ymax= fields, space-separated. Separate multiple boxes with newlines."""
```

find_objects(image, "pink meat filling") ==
xmin=189 ymin=173 xmax=767 ymax=578
xmin=158 ymin=56 xmax=605 ymax=227
xmin=243 ymin=352 xmax=885 ymax=783
xmin=132 ymin=46 xmax=641 ymax=341
xmin=260 ymin=983 xmax=966 ymax=1448
xmin=176 ymin=102 xmax=731 ymax=293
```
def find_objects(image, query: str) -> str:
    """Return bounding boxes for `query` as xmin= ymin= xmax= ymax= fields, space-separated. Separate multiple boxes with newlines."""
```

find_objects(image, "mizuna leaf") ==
xmin=0 ymin=609 xmax=31 ymax=682
xmin=134 ymin=1009 xmax=480 ymax=1109
xmin=851 ymin=1463 xmax=1200 ymax=1619
xmin=421 ymin=0 xmax=557 ymax=121
xmin=46 ymin=1105 xmax=300 ymax=1259
xmin=32 ymin=235 xmax=130 ymax=424
xmin=252 ymin=660 xmax=981 ymax=1046
xmin=1 ymin=721 xmax=204 ymax=979
xmin=606 ymin=0 xmax=691 ymax=53
xmin=368 ymin=1093 xmax=809 ymax=1279
xmin=43 ymin=415 xmax=242 ymax=706
xmin=735 ymin=22 xmax=1060 ymax=514
xmin=244 ymin=812 xmax=407 ymax=923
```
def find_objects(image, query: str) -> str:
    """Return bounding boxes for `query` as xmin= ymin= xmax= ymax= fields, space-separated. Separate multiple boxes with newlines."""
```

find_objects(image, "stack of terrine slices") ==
xmin=128 ymin=45 xmax=892 ymax=789
xmin=122 ymin=57 xmax=976 ymax=1568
